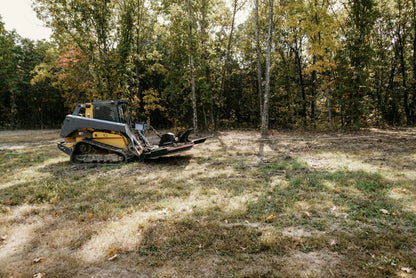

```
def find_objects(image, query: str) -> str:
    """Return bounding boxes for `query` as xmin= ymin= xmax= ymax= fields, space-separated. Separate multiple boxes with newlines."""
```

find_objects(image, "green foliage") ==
xmin=335 ymin=0 xmax=377 ymax=129
xmin=0 ymin=17 xmax=66 ymax=129
xmin=2 ymin=0 xmax=416 ymax=129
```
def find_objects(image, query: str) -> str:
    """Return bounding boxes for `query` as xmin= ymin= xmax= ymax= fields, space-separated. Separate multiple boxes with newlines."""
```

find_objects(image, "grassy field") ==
xmin=0 ymin=129 xmax=415 ymax=277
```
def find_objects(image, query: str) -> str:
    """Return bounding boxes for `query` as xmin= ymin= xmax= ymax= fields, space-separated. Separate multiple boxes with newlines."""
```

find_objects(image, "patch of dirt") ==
xmin=281 ymin=226 xmax=326 ymax=238
xmin=281 ymin=250 xmax=340 ymax=277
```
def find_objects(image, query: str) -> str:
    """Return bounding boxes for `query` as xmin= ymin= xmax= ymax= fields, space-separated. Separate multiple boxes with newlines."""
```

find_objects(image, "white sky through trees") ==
xmin=0 ymin=0 xmax=51 ymax=40
xmin=0 ymin=0 xmax=248 ymax=41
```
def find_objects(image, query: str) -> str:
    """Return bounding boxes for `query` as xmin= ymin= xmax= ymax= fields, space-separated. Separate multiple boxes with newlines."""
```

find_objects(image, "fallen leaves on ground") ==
xmin=33 ymin=257 xmax=45 ymax=264
xmin=265 ymin=214 xmax=276 ymax=222
xmin=107 ymin=247 xmax=119 ymax=257
xmin=107 ymin=247 xmax=119 ymax=261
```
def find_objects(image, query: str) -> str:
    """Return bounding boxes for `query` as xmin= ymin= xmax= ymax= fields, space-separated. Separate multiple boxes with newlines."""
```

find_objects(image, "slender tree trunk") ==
xmin=219 ymin=0 xmax=238 ymax=118
xmin=412 ymin=0 xmax=416 ymax=124
xmin=397 ymin=3 xmax=410 ymax=125
xmin=201 ymin=0 xmax=215 ymax=129
xmin=255 ymin=0 xmax=263 ymax=116
xmin=186 ymin=0 xmax=198 ymax=135
xmin=135 ymin=0 xmax=142 ymax=100
xmin=311 ymin=4 xmax=320 ymax=128
xmin=261 ymin=0 xmax=273 ymax=137
xmin=39 ymin=102 xmax=44 ymax=129
xmin=387 ymin=53 xmax=399 ymax=125
xmin=279 ymin=49 xmax=292 ymax=126
xmin=326 ymin=87 xmax=334 ymax=130
xmin=97 ymin=0 xmax=111 ymax=97
xmin=210 ymin=95 xmax=215 ymax=130
xmin=293 ymin=41 xmax=307 ymax=126
xmin=400 ymin=41 xmax=410 ymax=125
xmin=10 ymin=88 xmax=17 ymax=130
xmin=311 ymin=56 xmax=317 ymax=127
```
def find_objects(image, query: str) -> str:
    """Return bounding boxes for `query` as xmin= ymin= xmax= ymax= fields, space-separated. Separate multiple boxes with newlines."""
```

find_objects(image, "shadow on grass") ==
xmin=0 ymin=147 xmax=57 ymax=177
xmin=259 ymin=133 xmax=416 ymax=172
xmin=144 ymin=155 xmax=193 ymax=166
xmin=36 ymin=154 xmax=192 ymax=178
xmin=1 ymin=154 xmax=194 ymax=215
xmin=244 ymin=158 xmax=415 ymax=276
xmin=117 ymin=158 xmax=415 ymax=277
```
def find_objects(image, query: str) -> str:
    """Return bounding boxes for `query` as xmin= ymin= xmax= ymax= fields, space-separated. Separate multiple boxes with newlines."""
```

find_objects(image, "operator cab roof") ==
xmin=91 ymin=100 xmax=129 ymax=106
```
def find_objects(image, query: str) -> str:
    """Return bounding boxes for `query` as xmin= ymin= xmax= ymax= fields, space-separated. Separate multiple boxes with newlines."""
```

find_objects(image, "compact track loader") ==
xmin=57 ymin=100 xmax=206 ymax=164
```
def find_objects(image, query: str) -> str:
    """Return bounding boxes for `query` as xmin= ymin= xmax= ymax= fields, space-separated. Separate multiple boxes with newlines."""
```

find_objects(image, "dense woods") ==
xmin=1 ymin=0 xmax=416 ymax=131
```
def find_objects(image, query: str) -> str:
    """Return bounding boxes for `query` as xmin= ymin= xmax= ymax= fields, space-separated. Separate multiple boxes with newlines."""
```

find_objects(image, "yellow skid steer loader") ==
xmin=57 ymin=100 xmax=206 ymax=164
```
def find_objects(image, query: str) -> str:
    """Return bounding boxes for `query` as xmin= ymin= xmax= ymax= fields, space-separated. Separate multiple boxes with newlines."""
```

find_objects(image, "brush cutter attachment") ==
xmin=134 ymin=123 xmax=206 ymax=159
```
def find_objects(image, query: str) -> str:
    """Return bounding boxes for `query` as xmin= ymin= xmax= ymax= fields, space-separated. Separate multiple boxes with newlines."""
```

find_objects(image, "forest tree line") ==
xmin=1 ymin=0 xmax=416 ymax=131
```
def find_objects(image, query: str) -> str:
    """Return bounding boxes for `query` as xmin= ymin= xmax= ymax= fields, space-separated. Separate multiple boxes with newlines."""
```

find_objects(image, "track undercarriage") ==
xmin=70 ymin=140 xmax=132 ymax=164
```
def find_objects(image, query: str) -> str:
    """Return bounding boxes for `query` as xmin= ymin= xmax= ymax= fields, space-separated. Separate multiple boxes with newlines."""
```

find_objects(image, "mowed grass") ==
xmin=0 ymin=129 xmax=415 ymax=277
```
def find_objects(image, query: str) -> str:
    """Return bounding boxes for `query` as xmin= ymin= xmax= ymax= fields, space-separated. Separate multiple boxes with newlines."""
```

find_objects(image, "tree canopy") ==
xmin=1 ymin=0 xmax=415 ymax=130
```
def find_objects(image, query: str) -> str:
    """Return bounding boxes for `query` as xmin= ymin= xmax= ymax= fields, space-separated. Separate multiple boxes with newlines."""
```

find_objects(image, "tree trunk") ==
xmin=326 ymin=87 xmax=334 ymax=130
xmin=10 ymin=88 xmax=17 ymax=130
xmin=400 ymin=41 xmax=410 ymax=125
xmin=279 ymin=49 xmax=293 ymax=127
xmin=311 ymin=56 xmax=317 ymax=127
xmin=293 ymin=40 xmax=307 ymax=126
xmin=219 ymin=0 xmax=238 ymax=120
xmin=186 ymin=0 xmax=198 ymax=135
xmin=255 ymin=0 xmax=263 ymax=116
xmin=201 ymin=0 xmax=214 ymax=129
xmin=397 ymin=3 xmax=410 ymax=125
xmin=261 ymin=0 xmax=273 ymax=137
xmin=412 ymin=0 xmax=416 ymax=124
xmin=135 ymin=0 xmax=143 ymax=100
xmin=387 ymin=52 xmax=398 ymax=125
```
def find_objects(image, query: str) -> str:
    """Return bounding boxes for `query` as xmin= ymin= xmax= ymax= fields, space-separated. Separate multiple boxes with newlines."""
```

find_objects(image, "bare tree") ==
xmin=219 ymin=0 xmax=239 ymax=112
xmin=186 ymin=0 xmax=198 ymax=135
xmin=261 ymin=0 xmax=273 ymax=137
xmin=255 ymin=0 xmax=263 ymax=116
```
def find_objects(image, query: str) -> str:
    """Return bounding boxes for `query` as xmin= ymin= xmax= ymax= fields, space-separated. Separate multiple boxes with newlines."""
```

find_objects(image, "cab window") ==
xmin=94 ymin=105 xmax=117 ymax=122
xmin=118 ymin=104 xmax=131 ymax=125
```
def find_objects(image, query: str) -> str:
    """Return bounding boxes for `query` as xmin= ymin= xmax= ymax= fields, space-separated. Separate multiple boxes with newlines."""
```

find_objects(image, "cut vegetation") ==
xmin=0 ymin=129 xmax=415 ymax=277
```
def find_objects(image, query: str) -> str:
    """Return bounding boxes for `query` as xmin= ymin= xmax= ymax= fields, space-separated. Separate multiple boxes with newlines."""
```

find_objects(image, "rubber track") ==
xmin=70 ymin=140 xmax=134 ymax=164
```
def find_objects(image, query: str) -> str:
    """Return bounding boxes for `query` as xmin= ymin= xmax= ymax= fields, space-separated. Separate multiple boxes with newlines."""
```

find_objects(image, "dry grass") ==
xmin=0 ymin=128 xmax=415 ymax=277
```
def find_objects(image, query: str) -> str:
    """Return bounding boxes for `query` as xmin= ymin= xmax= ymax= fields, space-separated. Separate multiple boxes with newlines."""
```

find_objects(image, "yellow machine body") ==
xmin=62 ymin=130 xmax=130 ymax=151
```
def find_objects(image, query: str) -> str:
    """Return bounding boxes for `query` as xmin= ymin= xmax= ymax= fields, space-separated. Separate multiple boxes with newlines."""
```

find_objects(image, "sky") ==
xmin=0 ymin=0 xmax=52 ymax=40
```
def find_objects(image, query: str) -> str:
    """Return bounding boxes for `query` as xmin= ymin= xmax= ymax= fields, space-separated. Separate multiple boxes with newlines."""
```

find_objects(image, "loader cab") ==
xmin=72 ymin=100 xmax=132 ymax=125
